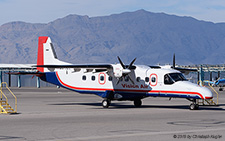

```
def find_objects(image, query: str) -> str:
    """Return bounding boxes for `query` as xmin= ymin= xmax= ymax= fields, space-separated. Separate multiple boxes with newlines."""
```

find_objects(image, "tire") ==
xmin=102 ymin=100 xmax=110 ymax=108
xmin=190 ymin=103 xmax=198 ymax=110
xmin=134 ymin=100 xmax=142 ymax=107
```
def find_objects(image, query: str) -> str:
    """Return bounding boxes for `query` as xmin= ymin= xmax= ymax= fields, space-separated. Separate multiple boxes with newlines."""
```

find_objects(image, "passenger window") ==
xmin=108 ymin=76 xmax=113 ymax=81
xmin=91 ymin=76 xmax=95 ymax=81
xmin=164 ymin=74 xmax=174 ymax=85
xmin=145 ymin=77 xmax=149 ymax=82
xmin=100 ymin=76 xmax=104 ymax=81
xmin=82 ymin=75 xmax=86 ymax=81
xmin=151 ymin=77 xmax=156 ymax=82
xmin=136 ymin=77 xmax=140 ymax=82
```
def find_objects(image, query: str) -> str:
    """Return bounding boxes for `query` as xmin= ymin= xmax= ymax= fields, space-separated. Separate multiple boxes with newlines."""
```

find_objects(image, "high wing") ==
xmin=33 ymin=64 xmax=112 ymax=69
xmin=173 ymin=67 xmax=197 ymax=73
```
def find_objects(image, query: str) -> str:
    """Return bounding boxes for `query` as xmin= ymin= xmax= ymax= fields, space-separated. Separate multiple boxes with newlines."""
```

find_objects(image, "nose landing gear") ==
xmin=187 ymin=98 xmax=199 ymax=110
xmin=190 ymin=103 xmax=199 ymax=110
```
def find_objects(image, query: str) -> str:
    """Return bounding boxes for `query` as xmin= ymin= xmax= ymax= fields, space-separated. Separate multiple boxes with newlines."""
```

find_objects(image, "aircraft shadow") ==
xmin=0 ymin=136 xmax=24 ymax=140
xmin=49 ymin=102 xmax=225 ymax=110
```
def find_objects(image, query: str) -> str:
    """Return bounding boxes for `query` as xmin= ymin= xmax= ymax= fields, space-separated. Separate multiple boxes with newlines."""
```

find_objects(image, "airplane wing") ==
xmin=174 ymin=67 xmax=197 ymax=73
xmin=33 ymin=64 xmax=113 ymax=69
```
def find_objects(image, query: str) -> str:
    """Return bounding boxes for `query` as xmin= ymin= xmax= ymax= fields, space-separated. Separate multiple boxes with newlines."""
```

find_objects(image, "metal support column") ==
xmin=0 ymin=71 xmax=2 ymax=85
xmin=17 ymin=75 xmax=21 ymax=88
xmin=8 ymin=71 xmax=11 ymax=87
xmin=218 ymin=71 xmax=220 ymax=79
xmin=197 ymin=72 xmax=199 ymax=83
xmin=199 ymin=65 xmax=204 ymax=86
xmin=210 ymin=71 xmax=212 ymax=81
xmin=37 ymin=77 xmax=40 ymax=88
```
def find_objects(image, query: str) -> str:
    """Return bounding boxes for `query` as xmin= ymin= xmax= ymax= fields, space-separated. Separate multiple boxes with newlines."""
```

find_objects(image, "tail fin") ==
xmin=37 ymin=36 xmax=69 ymax=72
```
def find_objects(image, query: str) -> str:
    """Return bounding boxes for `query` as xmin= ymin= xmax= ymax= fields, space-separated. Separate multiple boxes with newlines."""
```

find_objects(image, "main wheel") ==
xmin=189 ymin=103 xmax=199 ymax=110
xmin=134 ymin=99 xmax=142 ymax=107
xmin=102 ymin=100 xmax=110 ymax=108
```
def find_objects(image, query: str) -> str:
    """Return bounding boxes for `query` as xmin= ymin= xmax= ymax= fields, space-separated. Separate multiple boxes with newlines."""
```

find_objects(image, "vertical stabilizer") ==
xmin=37 ymin=36 xmax=48 ymax=72
xmin=37 ymin=36 xmax=70 ymax=72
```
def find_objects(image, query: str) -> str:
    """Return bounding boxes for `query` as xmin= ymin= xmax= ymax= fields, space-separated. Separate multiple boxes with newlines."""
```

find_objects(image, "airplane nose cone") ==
xmin=200 ymin=87 xmax=213 ymax=99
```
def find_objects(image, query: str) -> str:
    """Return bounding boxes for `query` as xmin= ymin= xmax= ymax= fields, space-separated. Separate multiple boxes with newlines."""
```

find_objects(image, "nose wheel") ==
xmin=187 ymin=98 xmax=199 ymax=110
xmin=189 ymin=103 xmax=199 ymax=110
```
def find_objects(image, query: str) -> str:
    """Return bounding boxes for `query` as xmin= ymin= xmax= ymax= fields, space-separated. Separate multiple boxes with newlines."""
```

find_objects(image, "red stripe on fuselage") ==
xmin=37 ymin=36 xmax=48 ymax=72
xmin=55 ymin=72 xmax=204 ymax=99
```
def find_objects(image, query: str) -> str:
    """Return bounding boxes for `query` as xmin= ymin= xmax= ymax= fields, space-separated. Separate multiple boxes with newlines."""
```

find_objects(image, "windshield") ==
xmin=164 ymin=73 xmax=187 ymax=85
xmin=169 ymin=73 xmax=187 ymax=82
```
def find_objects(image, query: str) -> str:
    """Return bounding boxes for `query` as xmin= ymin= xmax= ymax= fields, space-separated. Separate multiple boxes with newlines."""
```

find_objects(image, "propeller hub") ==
xmin=122 ymin=69 xmax=131 ymax=74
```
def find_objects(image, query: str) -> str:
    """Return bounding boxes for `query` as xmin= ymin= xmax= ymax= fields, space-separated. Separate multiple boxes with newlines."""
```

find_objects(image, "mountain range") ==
xmin=0 ymin=9 xmax=225 ymax=65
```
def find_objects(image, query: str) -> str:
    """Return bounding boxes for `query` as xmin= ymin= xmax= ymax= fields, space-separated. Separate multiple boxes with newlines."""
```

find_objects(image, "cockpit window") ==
xmin=164 ymin=74 xmax=174 ymax=84
xmin=164 ymin=73 xmax=187 ymax=85
xmin=170 ymin=73 xmax=187 ymax=82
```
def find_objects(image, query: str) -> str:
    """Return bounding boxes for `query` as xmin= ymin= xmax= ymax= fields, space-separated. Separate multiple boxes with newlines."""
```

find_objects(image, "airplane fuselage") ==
xmin=40 ymin=64 xmax=212 ymax=101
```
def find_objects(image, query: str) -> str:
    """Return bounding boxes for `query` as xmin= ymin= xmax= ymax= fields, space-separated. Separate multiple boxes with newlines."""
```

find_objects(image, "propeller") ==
xmin=171 ymin=53 xmax=197 ymax=73
xmin=116 ymin=56 xmax=136 ymax=85
xmin=172 ymin=53 xmax=175 ymax=69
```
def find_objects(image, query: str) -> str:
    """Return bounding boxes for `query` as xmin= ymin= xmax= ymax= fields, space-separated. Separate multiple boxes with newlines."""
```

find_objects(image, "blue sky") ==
xmin=1 ymin=0 xmax=225 ymax=25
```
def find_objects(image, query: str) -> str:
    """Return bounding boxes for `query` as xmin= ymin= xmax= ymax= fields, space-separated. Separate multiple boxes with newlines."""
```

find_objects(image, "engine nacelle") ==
xmin=113 ymin=64 xmax=123 ymax=78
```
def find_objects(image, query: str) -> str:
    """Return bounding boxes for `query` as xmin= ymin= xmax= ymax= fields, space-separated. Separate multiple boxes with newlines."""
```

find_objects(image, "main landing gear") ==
xmin=102 ymin=99 xmax=111 ymax=108
xmin=187 ymin=98 xmax=199 ymax=110
xmin=134 ymin=99 xmax=142 ymax=107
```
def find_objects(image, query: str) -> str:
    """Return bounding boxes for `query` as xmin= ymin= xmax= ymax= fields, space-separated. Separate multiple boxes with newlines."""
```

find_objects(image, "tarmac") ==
xmin=0 ymin=87 xmax=225 ymax=141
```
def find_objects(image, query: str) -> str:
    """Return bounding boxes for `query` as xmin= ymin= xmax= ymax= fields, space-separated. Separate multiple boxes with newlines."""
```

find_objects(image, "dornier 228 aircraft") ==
xmin=23 ymin=36 xmax=213 ymax=110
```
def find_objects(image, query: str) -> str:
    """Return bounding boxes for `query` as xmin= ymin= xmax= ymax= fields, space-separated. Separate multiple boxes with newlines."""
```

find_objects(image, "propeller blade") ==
xmin=173 ymin=53 xmax=175 ymax=69
xmin=116 ymin=77 xmax=123 ymax=85
xmin=117 ymin=56 xmax=125 ymax=69
xmin=127 ymin=75 xmax=134 ymax=84
xmin=128 ymin=58 xmax=136 ymax=69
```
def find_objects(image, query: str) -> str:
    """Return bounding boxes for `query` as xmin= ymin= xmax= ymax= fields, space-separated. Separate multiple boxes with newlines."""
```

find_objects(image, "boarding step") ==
xmin=0 ymin=82 xmax=17 ymax=114
xmin=0 ymin=100 xmax=16 ymax=114
xmin=197 ymin=99 xmax=217 ymax=106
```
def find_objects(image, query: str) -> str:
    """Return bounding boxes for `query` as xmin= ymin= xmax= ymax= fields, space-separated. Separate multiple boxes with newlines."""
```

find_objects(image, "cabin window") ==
xmin=136 ymin=77 xmax=140 ymax=82
xmin=145 ymin=77 xmax=149 ymax=82
xmin=100 ymin=76 xmax=104 ymax=81
xmin=91 ymin=76 xmax=95 ymax=81
xmin=151 ymin=77 xmax=156 ymax=83
xmin=82 ymin=75 xmax=86 ymax=81
xmin=164 ymin=74 xmax=173 ymax=85
xmin=108 ymin=76 xmax=113 ymax=81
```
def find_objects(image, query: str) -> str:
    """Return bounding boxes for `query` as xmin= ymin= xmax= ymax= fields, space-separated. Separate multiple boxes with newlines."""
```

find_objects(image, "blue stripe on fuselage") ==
xmin=40 ymin=72 xmax=201 ymax=100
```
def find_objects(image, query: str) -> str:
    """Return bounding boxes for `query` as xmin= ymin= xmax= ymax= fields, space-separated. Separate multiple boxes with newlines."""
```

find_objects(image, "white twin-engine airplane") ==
xmin=30 ymin=36 xmax=213 ymax=110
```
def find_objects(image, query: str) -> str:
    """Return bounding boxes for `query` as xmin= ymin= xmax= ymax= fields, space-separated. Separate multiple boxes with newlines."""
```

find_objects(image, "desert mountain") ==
xmin=0 ymin=10 xmax=225 ymax=65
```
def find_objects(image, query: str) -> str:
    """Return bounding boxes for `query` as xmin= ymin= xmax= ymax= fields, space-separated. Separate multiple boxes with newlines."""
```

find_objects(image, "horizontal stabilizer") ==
xmin=6 ymin=71 xmax=45 ymax=77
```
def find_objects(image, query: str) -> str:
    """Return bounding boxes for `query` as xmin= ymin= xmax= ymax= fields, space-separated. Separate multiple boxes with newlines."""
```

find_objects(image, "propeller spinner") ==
xmin=116 ymin=56 xmax=136 ymax=85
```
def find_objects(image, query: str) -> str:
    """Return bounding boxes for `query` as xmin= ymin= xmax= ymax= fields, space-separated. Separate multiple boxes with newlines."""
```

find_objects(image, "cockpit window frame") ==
xmin=164 ymin=74 xmax=174 ymax=85
xmin=164 ymin=73 xmax=187 ymax=85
